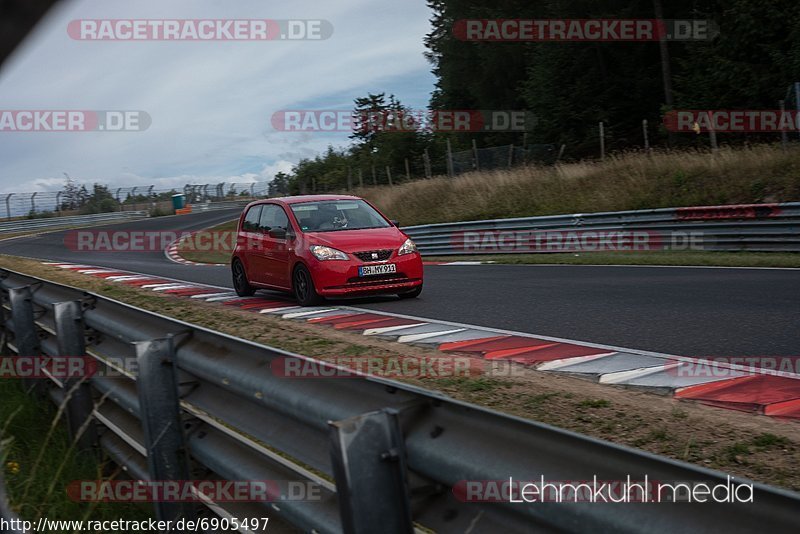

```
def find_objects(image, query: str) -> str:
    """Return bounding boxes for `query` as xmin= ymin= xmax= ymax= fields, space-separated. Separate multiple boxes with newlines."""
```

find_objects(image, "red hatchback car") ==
xmin=231 ymin=195 xmax=423 ymax=305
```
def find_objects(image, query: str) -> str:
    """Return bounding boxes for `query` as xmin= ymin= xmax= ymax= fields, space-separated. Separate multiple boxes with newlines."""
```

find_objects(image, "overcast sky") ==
xmin=0 ymin=0 xmax=435 ymax=193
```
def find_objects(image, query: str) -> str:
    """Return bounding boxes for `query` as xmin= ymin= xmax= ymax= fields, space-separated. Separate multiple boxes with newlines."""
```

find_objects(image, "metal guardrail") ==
xmin=0 ymin=211 xmax=148 ymax=235
xmin=192 ymin=200 xmax=251 ymax=212
xmin=402 ymin=202 xmax=800 ymax=254
xmin=0 ymin=200 xmax=249 ymax=236
xmin=1 ymin=269 xmax=799 ymax=533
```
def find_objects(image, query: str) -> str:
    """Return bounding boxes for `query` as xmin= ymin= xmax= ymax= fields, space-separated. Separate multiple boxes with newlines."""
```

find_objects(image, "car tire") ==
xmin=232 ymin=259 xmax=255 ymax=297
xmin=293 ymin=264 xmax=323 ymax=306
xmin=398 ymin=285 xmax=423 ymax=299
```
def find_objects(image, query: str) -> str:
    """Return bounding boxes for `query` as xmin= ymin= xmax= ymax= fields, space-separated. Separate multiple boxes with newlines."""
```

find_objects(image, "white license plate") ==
xmin=359 ymin=263 xmax=397 ymax=276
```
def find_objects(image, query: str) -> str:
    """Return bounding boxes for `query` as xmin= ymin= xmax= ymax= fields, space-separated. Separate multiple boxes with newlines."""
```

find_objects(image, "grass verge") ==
xmin=0 ymin=380 xmax=151 ymax=522
xmin=173 ymin=220 xmax=236 ymax=264
xmin=1 ymin=254 xmax=799 ymax=492
xmin=358 ymin=144 xmax=800 ymax=227
xmin=427 ymin=251 xmax=800 ymax=268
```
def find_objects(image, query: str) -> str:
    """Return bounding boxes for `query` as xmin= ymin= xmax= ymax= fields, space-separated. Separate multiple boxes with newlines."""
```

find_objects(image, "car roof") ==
xmin=258 ymin=195 xmax=362 ymax=206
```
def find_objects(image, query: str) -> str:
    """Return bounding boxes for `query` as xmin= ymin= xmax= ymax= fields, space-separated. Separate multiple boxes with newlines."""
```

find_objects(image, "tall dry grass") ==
xmin=356 ymin=144 xmax=800 ymax=226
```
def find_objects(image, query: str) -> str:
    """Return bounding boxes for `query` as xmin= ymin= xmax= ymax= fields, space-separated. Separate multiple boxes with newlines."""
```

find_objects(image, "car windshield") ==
xmin=290 ymin=200 xmax=391 ymax=233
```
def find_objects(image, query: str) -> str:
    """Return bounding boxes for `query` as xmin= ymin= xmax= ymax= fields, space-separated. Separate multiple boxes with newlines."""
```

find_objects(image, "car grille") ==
xmin=346 ymin=273 xmax=407 ymax=284
xmin=353 ymin=249 xmax=393 ymax=262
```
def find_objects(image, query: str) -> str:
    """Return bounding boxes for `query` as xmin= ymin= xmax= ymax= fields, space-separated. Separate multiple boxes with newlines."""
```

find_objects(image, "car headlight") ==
xmin=398 ymin=238 xmax=417 ymax=256
xmin=310 ymin=245 xmax=349 ymax=261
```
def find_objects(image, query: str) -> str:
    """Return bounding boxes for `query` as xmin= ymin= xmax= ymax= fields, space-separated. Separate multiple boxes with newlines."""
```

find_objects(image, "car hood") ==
xmin=305 ymin=226 xmax=407 ymax=252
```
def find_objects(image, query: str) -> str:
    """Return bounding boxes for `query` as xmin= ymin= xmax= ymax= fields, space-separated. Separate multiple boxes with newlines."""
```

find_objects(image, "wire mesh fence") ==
xmin=3 ymin=141 xmax=558 ymax=217
xmin=308 ymin=142 xmax=560 ymax=193
xmin=0 ymin=182 xmax=274 ymax=219
xmin=453 ymin=143 xmax=559 ymax=173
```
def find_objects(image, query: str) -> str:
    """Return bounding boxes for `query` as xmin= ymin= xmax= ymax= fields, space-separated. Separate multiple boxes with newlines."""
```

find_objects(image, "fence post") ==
xmin=557 ymin=144 xmax=566 ymax=163
xmin=795 ymin=82 xmax=800 ymax=140
xmin=329 ymin=409 xmax=413 ymax=534
xmin=404 ymin=158 xmax=411 ymax=181
xmin=8 ymin=286 xmax=45 ymax=396
xmin=508 ymin=144 xmax=514 ymax=167
xmin=599 ymin=122 xmax=606 ymax=161
xmin=446 ymin=140 xmax=454 ymax=177
xmin=53 ymin=301 xmax=97 ymax=453
xmin=642 ymin=119 xmax=650 ymax=152
xmin=780 ymin=100 xmax=788 ymax=151
xmin=472 ymin=139 xmax=480 ymax=171
xmin=707 ymin=112 xmax=718 ymax=152
xmin=5 ymin=194 xmax=11 ymax=220
xmin=386 ymin=166 xmax=393 ymax=186
xmin=134 ymin=336 xmax=196 ymax=526
xmin=423 ymin=149 xmax=432 ymax=178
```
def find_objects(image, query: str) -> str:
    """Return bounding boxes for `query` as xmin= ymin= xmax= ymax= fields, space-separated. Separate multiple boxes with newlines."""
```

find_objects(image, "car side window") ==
xmin=258 ymin=204 xmax=289 ymax=234
xmin=272 ymin=206 xmax=289 ymax=231
xmin=242 ymin=205 xmax=262 ymax=232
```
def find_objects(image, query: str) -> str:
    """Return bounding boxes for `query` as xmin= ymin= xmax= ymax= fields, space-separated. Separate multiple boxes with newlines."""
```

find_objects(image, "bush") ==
xmin=25 ymin=210 xmax=56 ymax=219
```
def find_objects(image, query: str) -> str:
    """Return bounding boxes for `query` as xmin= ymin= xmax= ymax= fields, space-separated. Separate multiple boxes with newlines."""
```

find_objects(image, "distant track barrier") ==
xmin=1 ymin=268 xmax=799 ymax=532
xmin=0 ymin=200 xmax=249 ymax=236
xmin=402 ymin=202 xmax=800 ymax=255
xmin=0 ymin=211 xmax=148 ymax=235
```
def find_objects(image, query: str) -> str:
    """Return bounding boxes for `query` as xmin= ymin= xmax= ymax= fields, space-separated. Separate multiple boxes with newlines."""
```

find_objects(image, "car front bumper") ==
xmin=311 ymin=253 xmax=423 ymax=297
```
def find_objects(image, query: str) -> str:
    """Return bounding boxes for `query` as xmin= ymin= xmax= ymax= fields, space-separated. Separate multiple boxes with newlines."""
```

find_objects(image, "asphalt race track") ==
xmin=1 ymin=208 xmax=798 ymax=357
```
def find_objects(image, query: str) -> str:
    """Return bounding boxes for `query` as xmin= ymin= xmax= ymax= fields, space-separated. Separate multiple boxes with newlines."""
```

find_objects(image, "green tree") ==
xmin=81 ymin=184 xmax=118 ymax=214
xmin=268 ymin=172 xmax=290 ymax=196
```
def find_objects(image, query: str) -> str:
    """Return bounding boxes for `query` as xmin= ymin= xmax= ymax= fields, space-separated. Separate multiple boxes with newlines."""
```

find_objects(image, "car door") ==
xmin=239 ymin=205 xmax=264 ymax=283
xmin=256 ymin=203 xmax=292 ymax=289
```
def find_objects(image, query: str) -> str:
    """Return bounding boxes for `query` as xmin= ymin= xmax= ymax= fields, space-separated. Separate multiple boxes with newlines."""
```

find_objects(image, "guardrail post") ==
xmin=329 ymin=409 xmax=413 ymax=534
xmin=134 ymin=335 xmax=196 ymax=525
xmin=8 ymin=286 xmax=45 ymax=396
xmin=53 ymin=301 xmax=97 ymax=453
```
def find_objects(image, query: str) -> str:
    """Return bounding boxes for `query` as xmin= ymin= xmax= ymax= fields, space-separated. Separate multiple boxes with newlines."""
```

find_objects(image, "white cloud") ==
xmin=0 ymin=0 xmax=435 ymax=192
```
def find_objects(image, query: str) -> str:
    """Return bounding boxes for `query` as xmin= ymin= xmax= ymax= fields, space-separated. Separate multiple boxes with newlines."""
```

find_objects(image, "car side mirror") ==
xmin=268 ymin=228 xmax=287 ymax=239
xmin=390 ymin=220 xmax=399 ymax=227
